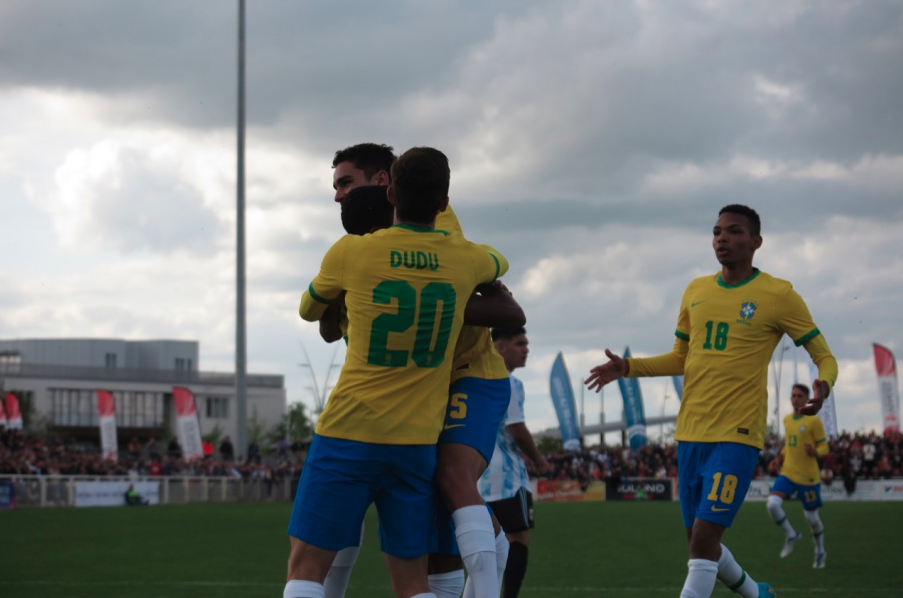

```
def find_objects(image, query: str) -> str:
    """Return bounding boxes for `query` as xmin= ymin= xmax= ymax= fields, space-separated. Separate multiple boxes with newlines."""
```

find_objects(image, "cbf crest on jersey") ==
xmin=740 ymin=300 xmax=758 ymax=320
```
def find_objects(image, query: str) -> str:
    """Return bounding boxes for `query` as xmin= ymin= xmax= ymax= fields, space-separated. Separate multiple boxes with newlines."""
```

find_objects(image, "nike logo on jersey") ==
xmin=711 ymin=506 xmax=730 ymax=512
xmin=691 ymin=301 xmax=705 ymax=307
xmin=443 ymin=424 xmax=466 ymax=430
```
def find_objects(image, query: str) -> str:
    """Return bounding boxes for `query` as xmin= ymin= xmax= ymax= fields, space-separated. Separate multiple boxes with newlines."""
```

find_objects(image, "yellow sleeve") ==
xmin=813 ymin=418 xmax=830 ymax=456
xmin=475 ymin=243 xmax=508 ymax=282
xmin=627 ymin=336 xmax=688 ymax=378
xmin=804 ymin=335 xmax=839 ymax=392
xmin=299 ymin=237 xmax=347 ymax=322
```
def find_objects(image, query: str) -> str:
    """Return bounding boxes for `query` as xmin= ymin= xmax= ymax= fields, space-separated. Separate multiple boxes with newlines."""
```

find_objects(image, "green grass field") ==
xmin=1 ymin=500 xmax=900 ymax=597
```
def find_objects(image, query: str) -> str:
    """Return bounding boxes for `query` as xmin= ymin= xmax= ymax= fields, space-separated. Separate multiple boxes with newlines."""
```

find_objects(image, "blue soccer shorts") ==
xmin=771 ymin=475 xmax=823 ymax=510
xmin=438 ymin=376 xmax=511 ymax=463
xmin=678 ymin=441 xmax=760 ymax=528
xmin=287 ymin=434 xmax=437 ymax=558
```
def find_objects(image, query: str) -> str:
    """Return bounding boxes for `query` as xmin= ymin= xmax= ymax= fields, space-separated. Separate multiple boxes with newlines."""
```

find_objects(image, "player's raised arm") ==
xmin=585 ymin=349 xmax=629 ymax=392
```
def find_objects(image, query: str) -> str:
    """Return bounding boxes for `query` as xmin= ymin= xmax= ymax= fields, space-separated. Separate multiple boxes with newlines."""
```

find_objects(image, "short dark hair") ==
xmin=491 ymin=326 xmax=526 ymax=341
xmin=792 ymin=383 xmax=810 ymax=396
xmin=390 ymin=147 xmax=450 ymax=225
xmin=332 ymin=143 xmax=396 ymax=181
xmin=340 ymin=186 xmax=393 ymax=235
xmin=719 ymin=204 xmax=761 ymax=236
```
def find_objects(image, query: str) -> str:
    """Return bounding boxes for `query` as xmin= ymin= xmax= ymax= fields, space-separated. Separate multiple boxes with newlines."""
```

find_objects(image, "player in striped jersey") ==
xmin=766 ymin=383 xmax=829 ymax=568
xmin=476 ymin=327 xmax=549 ymax=598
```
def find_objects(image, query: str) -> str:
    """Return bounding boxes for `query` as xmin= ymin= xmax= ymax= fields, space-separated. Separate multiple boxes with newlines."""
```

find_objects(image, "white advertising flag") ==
xmin=95 ymin=390 xmax=119 ymax=461
xmin=873 ymin=344 xmax=900 ymax=433
xmin=173 ymin=387 xmax=204 ymax=461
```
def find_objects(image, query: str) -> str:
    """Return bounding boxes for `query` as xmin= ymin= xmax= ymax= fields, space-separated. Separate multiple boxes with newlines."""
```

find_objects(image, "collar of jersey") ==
xmin=391 ymin=223 xmax=449 ymax=234
xmin=716 ymin=268 xmax=760 ymax=289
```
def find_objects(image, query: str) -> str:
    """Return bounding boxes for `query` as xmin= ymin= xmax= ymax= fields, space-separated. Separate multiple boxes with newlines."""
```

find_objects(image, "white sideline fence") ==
xmin=0 ymin=474 xmax=297 ymax=508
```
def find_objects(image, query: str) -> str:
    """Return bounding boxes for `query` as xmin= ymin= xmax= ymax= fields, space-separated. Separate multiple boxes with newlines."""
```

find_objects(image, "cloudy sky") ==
xmin=2 ymin=0 xmax=901 ymax=442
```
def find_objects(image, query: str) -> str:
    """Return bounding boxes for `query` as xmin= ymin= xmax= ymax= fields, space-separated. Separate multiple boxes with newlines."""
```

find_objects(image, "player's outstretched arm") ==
xmin=585 ymin=349 xmax=629 ymax=392
xmin=463 ymin=281 xmax=526 ymax=328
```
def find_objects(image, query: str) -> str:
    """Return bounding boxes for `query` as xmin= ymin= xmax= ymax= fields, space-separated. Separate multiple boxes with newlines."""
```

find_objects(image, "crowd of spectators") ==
xmin=529 ymin=429 xmax=903 ymax=488
xmin=3 ymin=428 xmax=902 ymax=489
xmin=0 ymin=429 xmax=307 ymax=485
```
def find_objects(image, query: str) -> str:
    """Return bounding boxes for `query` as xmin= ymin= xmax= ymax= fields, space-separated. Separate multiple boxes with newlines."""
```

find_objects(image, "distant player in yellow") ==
xmin=767 ymin=383 xmax=829 ymax=569
xmin=585 ymin=204 xmax=838 ymax=598
xmin=284 ymin=147 xmax=508 ymax=598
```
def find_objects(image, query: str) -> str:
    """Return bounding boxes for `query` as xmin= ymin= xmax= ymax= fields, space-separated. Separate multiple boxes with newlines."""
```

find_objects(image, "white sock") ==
xmin=463 ymin=531 xmax=509 ymax=598
xmin=323 ymin=544 xmax=359 ymax=598
xmin=680 ymin=558 xmax=718 ymax=598
xmin=284 ymin=579 xmax=325 ymax=598
xmin=766 ymin=495 xmax=797 ymax=537
xmin=805 ymin=509 xmax=826 ymax=552
xmin=428 ymin=570 xmax=465 ymax=598
xmin=409 ymin=594 xmax=439 ymax=598
xmin=453 ymin=505 xmax=498 ymax=598
xmin=717 ymin=544 xmax=760 ymax=598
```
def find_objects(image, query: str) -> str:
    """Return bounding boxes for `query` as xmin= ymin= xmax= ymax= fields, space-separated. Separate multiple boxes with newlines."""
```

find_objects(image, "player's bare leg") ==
xmin=435 ymin=442 xmax=500 ymax=598
xmin=383 ymin=553 xmax=435 ymax=598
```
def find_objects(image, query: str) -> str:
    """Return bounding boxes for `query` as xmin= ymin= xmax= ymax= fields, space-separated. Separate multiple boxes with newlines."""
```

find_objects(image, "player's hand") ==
xmin=800 ymin=379 xmax=829 ymax=415
xmin=804 ymin=444 xmax=818 ymax=457
xmin=533 ymin=455 xmax=551 ymax=476
xmin=585 ymin=349 xmax=627 ymax=392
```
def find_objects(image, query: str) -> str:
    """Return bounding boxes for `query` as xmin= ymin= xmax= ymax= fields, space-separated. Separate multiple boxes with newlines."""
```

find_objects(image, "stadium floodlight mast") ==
xmin=234 ymin=0 xmax=248 ymax=460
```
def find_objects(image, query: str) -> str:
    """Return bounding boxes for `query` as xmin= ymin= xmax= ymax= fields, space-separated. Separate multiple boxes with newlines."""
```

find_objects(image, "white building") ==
xmin=0 ymin=338 xmax=286 ymax=455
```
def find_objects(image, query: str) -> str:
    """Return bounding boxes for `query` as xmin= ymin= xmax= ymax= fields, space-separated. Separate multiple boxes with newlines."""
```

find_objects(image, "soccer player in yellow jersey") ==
xmin=585 ymin=204 xmax=838 ymax=598
xmin=320 ymin=146 xmax=523 ymax=598
xmin=284 ymin=147 xmax=508 ymax=598
xmin=767 ymin=383 xmax=829 ymax=569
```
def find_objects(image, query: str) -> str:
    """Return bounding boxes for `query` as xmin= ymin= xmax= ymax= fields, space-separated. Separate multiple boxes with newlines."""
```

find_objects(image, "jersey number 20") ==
xmin=367 ymin=281 xmax=457 ymax=368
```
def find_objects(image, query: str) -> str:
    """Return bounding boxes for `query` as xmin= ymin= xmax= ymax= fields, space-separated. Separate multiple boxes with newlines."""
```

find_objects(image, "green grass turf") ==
xmin=0 ymin=500 xmax=900 ymax=597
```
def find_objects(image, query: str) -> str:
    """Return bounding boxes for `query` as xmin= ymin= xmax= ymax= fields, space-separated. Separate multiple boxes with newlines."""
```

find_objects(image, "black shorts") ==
xmin=488 ymin=486 xmax=534 ymax=533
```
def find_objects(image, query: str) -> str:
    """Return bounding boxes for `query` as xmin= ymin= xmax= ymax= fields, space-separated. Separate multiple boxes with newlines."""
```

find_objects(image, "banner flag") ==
xmin=95 ymin=390 xmax=119 ymax=461
xmin=807 ymin=361 xmax=839 ymax=440
xmin=173 ymin=387 xmax=204 ymax=460
xmin=0 ymin=395 xmax=7 ymax=428
xmin=617 ymin=347 xmax=647 ymax=449
xmin=549 ymin=352 xmax=582 ymax=451
xmin=672 ymin=376 xmax=684 ymax=402
xmin=873 ymin=344 xmax=901 ymax=433
xmin=5 ymin=393 xmax=23 ymax=429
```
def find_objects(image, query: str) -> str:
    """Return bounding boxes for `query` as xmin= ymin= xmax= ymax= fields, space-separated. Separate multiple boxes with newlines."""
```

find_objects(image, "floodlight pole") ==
xmin=235 ymin=0 xmax=248 ymax=460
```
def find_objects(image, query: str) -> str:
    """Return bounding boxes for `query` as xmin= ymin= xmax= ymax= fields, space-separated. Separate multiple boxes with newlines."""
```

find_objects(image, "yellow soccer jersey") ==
xmin=437 ymin=206 xmax=509 ymax=383
xmin=299 ymin=223 xmax=508 ymax=444
xmin=780 ymin=413 xmax=827 ymax=485
xmin=628 ymin=269 xmax=838 ymax=449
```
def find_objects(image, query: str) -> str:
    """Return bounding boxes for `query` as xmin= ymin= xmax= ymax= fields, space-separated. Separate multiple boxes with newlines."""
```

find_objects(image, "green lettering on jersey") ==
xmin=367 ymin=280 xmax=456 ymax=368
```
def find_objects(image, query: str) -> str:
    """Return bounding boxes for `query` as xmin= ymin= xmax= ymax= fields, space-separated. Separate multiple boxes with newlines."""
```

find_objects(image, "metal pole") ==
xmin=235 ymin=0 xmax=248 ymax=459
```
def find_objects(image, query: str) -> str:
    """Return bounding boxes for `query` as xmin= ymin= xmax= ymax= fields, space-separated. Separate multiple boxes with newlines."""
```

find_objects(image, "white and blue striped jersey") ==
xmin=478 ymin=375 xmax=530 ymax=502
